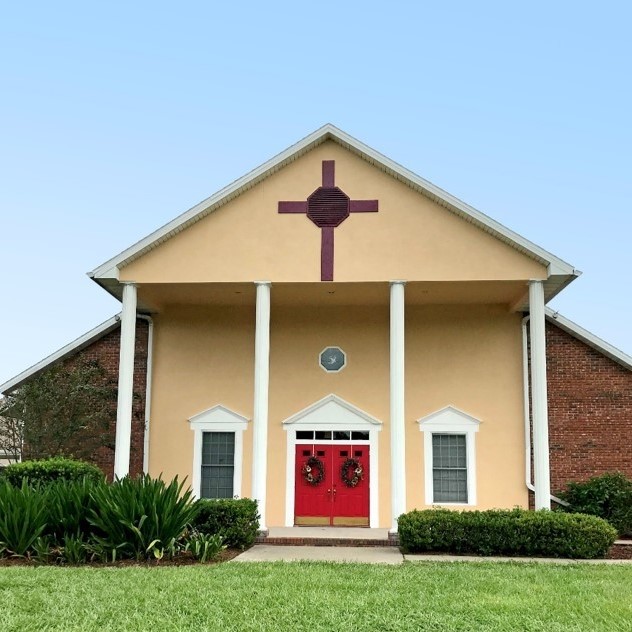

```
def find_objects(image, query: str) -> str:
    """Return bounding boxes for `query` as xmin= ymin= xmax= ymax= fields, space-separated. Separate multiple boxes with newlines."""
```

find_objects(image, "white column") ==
xmin=390 ymin=280 xmax=406 ymax=532
xmin=529 ymin=280 xmax=551 ymax=510
xmin=252 ymin=281 xmax=271 ymax=531
xmin=114 ymin=282 xmax=137 ymax=479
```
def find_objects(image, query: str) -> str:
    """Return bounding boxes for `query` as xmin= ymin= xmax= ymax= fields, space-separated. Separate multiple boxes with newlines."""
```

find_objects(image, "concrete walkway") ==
xmin=233 ymin=545 xmax=402 ymax=564
xmin=232 ymin=546 xmax=632 ymax=565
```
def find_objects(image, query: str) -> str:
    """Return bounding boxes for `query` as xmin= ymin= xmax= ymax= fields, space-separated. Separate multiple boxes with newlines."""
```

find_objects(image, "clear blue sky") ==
xmin=1 ymin=1 xmax=631 ymax=385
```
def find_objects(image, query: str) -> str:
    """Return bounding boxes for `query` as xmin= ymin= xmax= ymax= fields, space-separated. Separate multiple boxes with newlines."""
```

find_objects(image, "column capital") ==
xmin=389 ymin=280 xmax=407 ymax=286
xmin=254 ymin=280 xmax=272 ymax=286
xmin=527 ymin=279 xmax=545 ymax=286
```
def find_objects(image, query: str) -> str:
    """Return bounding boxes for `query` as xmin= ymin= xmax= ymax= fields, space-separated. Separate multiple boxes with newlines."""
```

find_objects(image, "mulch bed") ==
xmin=607 ymin=543 xmax=632 ymax=560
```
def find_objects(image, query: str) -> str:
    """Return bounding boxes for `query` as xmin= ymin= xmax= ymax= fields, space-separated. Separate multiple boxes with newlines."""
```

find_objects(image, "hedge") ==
xmin=0 ymin=458 xmax=104 ymax=487
xmin=191 ymin=498 xmax=259 ymax=549
xmin=560 ymin=472 xmax=632 ymax=537
xmin=397 ymin=508 xmax=617 ymax=559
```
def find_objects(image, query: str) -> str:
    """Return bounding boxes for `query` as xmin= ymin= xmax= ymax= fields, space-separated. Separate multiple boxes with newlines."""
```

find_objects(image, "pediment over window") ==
xmin=188 ymin=405 xmax=249 ymax=430
xmin=282 ymin=394 xmax=382 ymax=430
xmin=417 ymin=406 xmax=481 ymax=433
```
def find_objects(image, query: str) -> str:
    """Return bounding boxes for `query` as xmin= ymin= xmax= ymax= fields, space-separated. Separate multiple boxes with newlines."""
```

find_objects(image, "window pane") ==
xmin=351 ymin=431 xmax=370 ymax=441
xmin=315 ymin=431 xmax=332 ymax=440
xmin=296 ymin=431 xmax=314 ymax=440
xmin=432 ymin=434 xmax=467 ymax=503
xmin=201 ymin=432 xmax=235 ymax=499
xmin=333 ymin=431 xmax=350 ymax=440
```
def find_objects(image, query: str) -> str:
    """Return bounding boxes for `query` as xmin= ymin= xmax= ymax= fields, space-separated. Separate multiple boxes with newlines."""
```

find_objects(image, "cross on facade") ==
xmin=278 ymin=160 xmax=379 ymax=281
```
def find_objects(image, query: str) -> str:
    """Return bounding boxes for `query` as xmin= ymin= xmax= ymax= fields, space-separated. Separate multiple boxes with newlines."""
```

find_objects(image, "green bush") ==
xmin=398 ymin=508 xmax=617 ymax=559
xmin=560 ymin=472 xmax=632 ymax=537
xmin=192 ymin=498 xmax=259 ymax=549
xmin=0 ymin=457 xmax=104 ymax=487
xmin=88 ymin=475 xmax=196 ymax=560
xmin=0 ymin=480 xmax=49 ymax=557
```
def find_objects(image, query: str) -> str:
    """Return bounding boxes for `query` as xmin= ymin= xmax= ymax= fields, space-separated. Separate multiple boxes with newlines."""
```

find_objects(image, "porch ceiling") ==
xmin=136 ymin=280 xmax=530 ymax=312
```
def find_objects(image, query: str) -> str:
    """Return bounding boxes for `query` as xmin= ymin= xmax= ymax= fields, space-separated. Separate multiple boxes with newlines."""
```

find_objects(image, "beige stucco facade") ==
xmin=102 ymin=130 xmax=567 ymax=528
xmin=146 ymin=298 xmax=527 ymax=528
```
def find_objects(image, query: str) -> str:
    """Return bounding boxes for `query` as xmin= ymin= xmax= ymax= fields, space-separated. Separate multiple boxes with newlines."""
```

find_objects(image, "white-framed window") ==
xmin=417 ymin=406 xmax=480 ymax=506
xmin=188 ymin=405 xmax=249 ymax=500
xmin=201 ymin=431 xmax=235 ymax=499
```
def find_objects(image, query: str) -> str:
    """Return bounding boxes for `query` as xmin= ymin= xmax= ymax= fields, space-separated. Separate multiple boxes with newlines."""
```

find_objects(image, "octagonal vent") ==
xmin=307 ymin=187 xmax=350 ymax=228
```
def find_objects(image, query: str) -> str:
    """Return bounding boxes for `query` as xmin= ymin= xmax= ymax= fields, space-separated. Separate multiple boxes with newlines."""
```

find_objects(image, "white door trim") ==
xmin=282 ymin=394 xmax=382 ymax=528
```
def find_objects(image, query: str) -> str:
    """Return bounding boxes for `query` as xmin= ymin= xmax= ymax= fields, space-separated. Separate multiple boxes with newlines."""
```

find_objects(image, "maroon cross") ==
xmin=278 ymin=160 xmax=379 ymax=281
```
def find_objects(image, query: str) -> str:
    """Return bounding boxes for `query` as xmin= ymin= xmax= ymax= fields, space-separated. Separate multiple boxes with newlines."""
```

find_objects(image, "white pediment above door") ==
xmin=282 ymin=394 xmax=382 ymax=431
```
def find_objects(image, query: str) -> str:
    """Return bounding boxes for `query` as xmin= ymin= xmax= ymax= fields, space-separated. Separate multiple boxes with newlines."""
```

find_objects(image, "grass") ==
xmin=1 ymin=561 xmax=632 ymax=631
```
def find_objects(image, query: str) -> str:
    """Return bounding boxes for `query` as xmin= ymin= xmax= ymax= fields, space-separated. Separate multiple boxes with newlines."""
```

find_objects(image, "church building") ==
xmin=2 ymin=125 xmax=631 ymax=533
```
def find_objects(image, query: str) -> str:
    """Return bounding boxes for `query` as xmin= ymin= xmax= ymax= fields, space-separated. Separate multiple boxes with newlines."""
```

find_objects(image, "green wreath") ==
xmin=340 ymin=458 xmax=364 ymax=487
xmin=302 ymin=456 xmax=325 ymax=486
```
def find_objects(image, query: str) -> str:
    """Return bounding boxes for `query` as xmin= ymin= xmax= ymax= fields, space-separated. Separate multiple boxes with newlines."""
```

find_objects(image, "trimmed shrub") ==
xmin=0 ymin=480 xmax=48 ymax=557
xmin=398 ymin=508 xmax=617 ymax=559
xmin=88 ymin=475 xmax=196 ymax=560
xmin=192 ymin=498 xmax=259 ymax=549
xmin=560 ymin=472 xmax=632 ymax=537
xmin=0 ymin=457 xmax=104 ymax=487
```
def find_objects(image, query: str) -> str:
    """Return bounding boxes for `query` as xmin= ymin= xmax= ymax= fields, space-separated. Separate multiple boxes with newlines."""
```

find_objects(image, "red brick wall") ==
xmin=546 ymin=321 xmax=632 ymax=493
xmin=62 ymin=319 xmax=148 ymax=479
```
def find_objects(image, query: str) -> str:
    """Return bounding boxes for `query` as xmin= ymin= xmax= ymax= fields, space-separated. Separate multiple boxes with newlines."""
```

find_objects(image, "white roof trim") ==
xmin=0 ymin=315 xmax=121 ymax=394
xmin=89 ymin=124 xmax=578 ymax=280
xmin=282 ymin=393 xmax=382 ymax=427
xmin=545 ymin=308 xmax=632 ymax=371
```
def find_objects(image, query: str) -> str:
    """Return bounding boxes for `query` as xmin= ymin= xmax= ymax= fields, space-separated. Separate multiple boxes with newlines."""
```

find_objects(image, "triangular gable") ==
xmin=282 ymin=394 xmax=382 ymax=429
xmin=417 ymin=405 xmax=482 ymax=431
xmin=89 ymin=125 xmax=578 ymax=297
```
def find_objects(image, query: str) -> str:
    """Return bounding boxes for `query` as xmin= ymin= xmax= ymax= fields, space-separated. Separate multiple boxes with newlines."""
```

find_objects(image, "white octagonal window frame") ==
xmin=319 ymin=346 xmax=347 ymax=373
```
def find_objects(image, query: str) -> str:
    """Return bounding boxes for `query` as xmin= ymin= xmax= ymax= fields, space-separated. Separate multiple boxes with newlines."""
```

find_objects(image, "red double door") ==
xmin=295 ymin=444 xmax=370 ymax=526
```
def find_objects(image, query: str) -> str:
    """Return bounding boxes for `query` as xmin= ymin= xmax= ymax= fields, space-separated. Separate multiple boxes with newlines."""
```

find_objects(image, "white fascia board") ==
xmin=88 ymin=125 xmax=338 ymax=279
xmin=545 ymin=308 xmax=632 ymax=371
xmin=89 ymin=124 xmax=578 ymax=281
xmin=329 ymin=127 xmax=578 ymax=277
xmin=546 ymin=309 xmax=632 ymax=369
xmin=0 ymin=315 xmax=121 ymax=394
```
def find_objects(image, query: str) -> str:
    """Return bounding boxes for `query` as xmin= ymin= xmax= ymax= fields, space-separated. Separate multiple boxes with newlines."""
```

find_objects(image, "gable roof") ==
xmin=88 ymin=124 xmax=580 ymax=301
xmin=545 ymin=308 xmax=632 ymax=371
xmin=0 ymin=315 xmax=121 ymax=394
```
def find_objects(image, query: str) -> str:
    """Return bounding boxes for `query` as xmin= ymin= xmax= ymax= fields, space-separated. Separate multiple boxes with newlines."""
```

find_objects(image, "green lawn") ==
xmin=1 ymin=562 xmax=631 ymax=631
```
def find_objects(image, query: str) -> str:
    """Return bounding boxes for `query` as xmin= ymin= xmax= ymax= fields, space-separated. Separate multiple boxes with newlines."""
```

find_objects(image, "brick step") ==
xmin=255 ymin=536 xmax=400 ymax=547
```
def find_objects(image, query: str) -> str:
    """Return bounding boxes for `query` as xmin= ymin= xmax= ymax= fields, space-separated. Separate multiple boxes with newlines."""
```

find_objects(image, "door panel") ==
xmin=333 ymin=446 xmax=369 ymax=526
xmin=294 ymin=445 xmax=331 ymax=525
